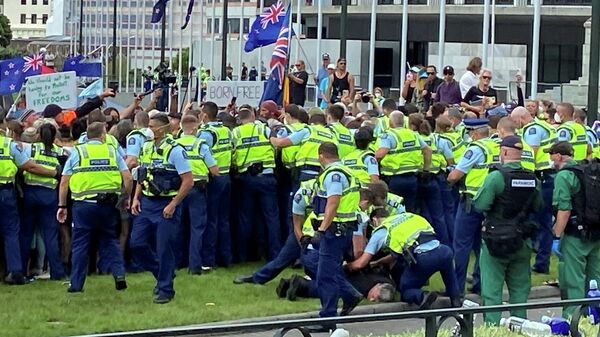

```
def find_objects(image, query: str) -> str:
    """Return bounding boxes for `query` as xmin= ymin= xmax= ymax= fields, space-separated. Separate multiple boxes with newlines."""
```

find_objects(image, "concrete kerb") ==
xmin=193 ymin=285 xmax=560 ymax=327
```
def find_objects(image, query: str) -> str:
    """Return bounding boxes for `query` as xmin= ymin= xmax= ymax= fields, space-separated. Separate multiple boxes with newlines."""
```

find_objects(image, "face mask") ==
xmin=144 ymin=128 xmax=155 ymax=140
xmin=375 ymin=93 xmax=382 ymax=98
xmin=554 ymin=113 xmax=562 ymax=124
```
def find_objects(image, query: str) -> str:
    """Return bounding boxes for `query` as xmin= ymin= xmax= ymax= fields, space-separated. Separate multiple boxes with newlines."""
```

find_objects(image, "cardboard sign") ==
xmin=26 ymin=71 xmax=77 ymax=112
xmin=206 ymin=81 xmax=264 ymax=107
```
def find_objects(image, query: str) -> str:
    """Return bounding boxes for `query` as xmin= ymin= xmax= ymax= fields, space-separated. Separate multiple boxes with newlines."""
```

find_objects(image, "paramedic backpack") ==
xmin=567 ymin=159 xmax=600 ymax=241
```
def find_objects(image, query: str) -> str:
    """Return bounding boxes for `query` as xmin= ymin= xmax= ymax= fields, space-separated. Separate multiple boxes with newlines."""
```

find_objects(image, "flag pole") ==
xmin=482 ymin=0 xmax=490 ymax=67
xmin=238 ymin=0 xmax=244 ymax=81
xmin=490 ymin=0 xmax=495 ymax=71
xmin=118 ymin=0 xmax=123 ymax=91
xmin=437 ymin=0 xmax=446 ymax=73
xmin=169 ymin=0 xmax=175 ymax=70
xmin=368 ymin=0 xmax=376 ymax=93
xmin=78 ymin=0 xmax=83 ymax=53
xmin=531 ymin=0 xmax=541 ymax=99
xmin=294 ymin=0 xmax=300 ymax=63
xmin=134 ymin=2 xmax=140 ymax=92
xmin=187 ymin=0 xmax=193 ymax=105
xmin=177 ymin=0 xmax=183 ymax=111
xmin=210 ymin=0 xmax=215 ymax=75
xmin=126 ymin=4 xmax=132 ymax=92
xmin=399 ymin=0 xmax=408 ymax=105
xmin=112 ymin=0 xmax=117 ymax=81
xmin=257 ymin=0 xmax=263 ymax=81
xmin=94 ymin=0 xmax=100 ymax=50
xmin=220 ymin=0 xmax=229 ymax=80
xmin=314 ymin=0 xmax=321 ymax=103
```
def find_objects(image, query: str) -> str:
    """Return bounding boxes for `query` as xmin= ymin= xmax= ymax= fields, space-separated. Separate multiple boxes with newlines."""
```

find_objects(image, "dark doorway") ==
xmin=374 ymin=47 xmax=393 ymax=88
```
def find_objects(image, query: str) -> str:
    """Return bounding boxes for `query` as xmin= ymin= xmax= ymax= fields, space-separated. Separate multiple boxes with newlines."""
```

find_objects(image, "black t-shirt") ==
xmin=346 ymin=270 xmax=394 ymax=296
xmin=291 ymin=70 xmax=308 ymax=106
xmin=462 ymin=86 xmax=498 ymax=106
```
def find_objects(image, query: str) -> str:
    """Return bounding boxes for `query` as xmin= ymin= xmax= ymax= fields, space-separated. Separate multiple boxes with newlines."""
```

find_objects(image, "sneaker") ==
xmin=286 ymin=275 xmax=306 ymax=301
xmin=115 ymin=276 xmax=127 ymax=291
xmin=276 ymin=278 xmax=290 ymax=298
xmin=201 ymin=266 xmax=213 ymax=272
xmin=5 ymin=272 xmax=26 ymax=285
xmin=419 ymin=292 xmax=438 ymax=310
xmin=233 ymin=275 xmax=254 ymax=284
xmin=153 ymin=295 xmax=172 ymax=304
xmin=35 ymin=272 xmax=51 ymax=280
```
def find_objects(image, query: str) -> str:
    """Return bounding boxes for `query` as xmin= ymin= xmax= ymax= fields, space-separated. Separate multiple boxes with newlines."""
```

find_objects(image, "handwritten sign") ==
xmin=26 ymin=71 xmax=77 ymax=112
xmin=206 ymin=81 xmax=264 ymax=107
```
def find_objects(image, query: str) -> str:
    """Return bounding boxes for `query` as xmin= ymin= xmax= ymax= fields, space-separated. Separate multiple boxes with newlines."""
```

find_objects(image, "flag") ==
xmin=79 ymin=78 xmax=103 ymax=100
xmin=0 ymin=54 xmax=44 ymax=95
xmin=244 ymin=1 xmax=294 ymax=53
xmin=63 ymin=55 xmax=102 ymax=77
xmin=41 ymin=65 xmax=56 ymax=74
xmin=260 ymin=4 xmax=291 ymax=105
xmin=181 ymin=0 xmax=194 ymax=29
xmin=151 ymin=0 xmax=169 ymax=24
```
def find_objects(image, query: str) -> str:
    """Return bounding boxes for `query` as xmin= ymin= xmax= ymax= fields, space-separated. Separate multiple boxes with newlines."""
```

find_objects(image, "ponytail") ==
xmin=38 ymin=123 xmax=57 ymax=153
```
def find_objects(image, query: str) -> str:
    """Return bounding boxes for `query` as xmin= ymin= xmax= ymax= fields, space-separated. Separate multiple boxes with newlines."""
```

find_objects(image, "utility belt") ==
xmin=401 ymin=232 xmax=437 ymax=266
xmin=417 ymin=170 xmax=435 ymax=184
xmin=193 ymin=180 xmax=207 ymax=190
xmin=243 ymin=162 xmax=264 ymax=176
xmin=311 ymin=218 xmax=358 ymax=236
xmin=565 ymin=217 xmax=600 ymax=242
xmin=0 ymin=182 xmax=14 ymax=189
xmin=138 ymin=166 xmax=181 ymax=196
xmin=535 ymin=169 xmax=556 ymax=182
xmin=80 ymin=193 xmax=119 ymax=206
xmin=459 ymin=193 xmax=476 ymax=213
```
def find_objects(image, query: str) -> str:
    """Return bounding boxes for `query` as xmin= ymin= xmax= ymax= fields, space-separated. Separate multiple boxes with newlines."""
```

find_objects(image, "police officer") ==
xmin=0 ymin=126 xmax=59 ymax=284
xmin=21 ymin=123 xmax=66 ymax=280
xmin=130 ymin=113 xmax=193 ymax=304
xmin=369 ymin=209 xmax=461 ymax=309
xmin=548 ymin=141 xmax=600 ymax=317
xmin=496 ymin=117 xmax=535 ymax=172
xmin=312 ymin=142 xmax=362 ymax=326
xmin=198 ymin=101 xmax=234 ymax=268
xmin=511 ymin=106 xmax=558 ymax=274
xmin=78 ymin=109 xmax=126 ymax=159
xmin=232 ymin=107 xmax=281 ymax=262
xmin=326 ymin=105 xmax=354 ymax=158
xmin=448 ymin=118 xmax=499 ymax=295
xmin=574 ymin=108 xmax=600 ymax=159
xmin=474 ymin=135 xmax=542 ymax=325
xmin=376 ymin=111 xmax=432 ymax=212
xmin=555 ymin=102 xmax=591 ymax=161
xmin=56 ymin=122 xmax=131 ymax=292
xmin=125 ymin=111 xmax=152 ymax=169
xmin=342 ymin=127 xmax=379 ymax=185
xmin=176 ymin=115 xmax=219 ymax=273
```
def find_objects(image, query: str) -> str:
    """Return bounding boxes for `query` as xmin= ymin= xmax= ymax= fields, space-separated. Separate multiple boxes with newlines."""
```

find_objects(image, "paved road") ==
xmin=209 ymin=298 xmax=563 ymax=337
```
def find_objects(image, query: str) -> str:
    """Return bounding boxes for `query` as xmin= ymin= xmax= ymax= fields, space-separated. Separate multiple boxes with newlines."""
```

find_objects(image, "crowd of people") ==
xmin=0 ymin=54 xmax=599 ymax=332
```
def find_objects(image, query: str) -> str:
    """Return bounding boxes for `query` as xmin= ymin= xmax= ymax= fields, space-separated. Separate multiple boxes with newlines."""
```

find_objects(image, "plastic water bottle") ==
xmin=540 ymin=315 xmax=570 ymax=336
xmin=330 ymin=328 xmax=350 ymax=337
xmin=500 ymin=317 xmax=552 ymax=337
xmin=451 ymin=300 xmax=480 ymax=337
xmin=587 ymin=280 xmax=600 ymax=325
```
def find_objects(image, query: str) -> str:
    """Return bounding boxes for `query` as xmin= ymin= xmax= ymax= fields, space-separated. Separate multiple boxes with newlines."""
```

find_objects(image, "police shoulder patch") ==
xmin=559 ymin=130 xmax=568 ymax=138
xmin=331 ymin=173 xmax=341 ymax=182
xmin=463 ymin=150 xmax=473 ymax=160
xmin=528 ymin=127 xmax=536 ymax=135
xmin=293 ymin=193 xmax=303 ymax=203
xmin=128 ymin=137 xmax=137 ymax=145
xmin=369 ymin=157 xmax=377 ymax=165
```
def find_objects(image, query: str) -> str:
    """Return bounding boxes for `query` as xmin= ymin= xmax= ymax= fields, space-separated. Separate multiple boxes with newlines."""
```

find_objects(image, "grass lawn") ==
xmin=1 ymin=256 xmax=560 ymax=337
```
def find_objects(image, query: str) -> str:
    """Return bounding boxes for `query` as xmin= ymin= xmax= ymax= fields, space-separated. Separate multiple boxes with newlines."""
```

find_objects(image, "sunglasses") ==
xmin=427 ymin=72 xmax=435 ymax=75
xmin=294 ymin=64 xmax=301 ymax=67
xmin=482 ymin=76 xmax=492 ymax=80
xmin=444 ymin=72 xmax=454 ymax=76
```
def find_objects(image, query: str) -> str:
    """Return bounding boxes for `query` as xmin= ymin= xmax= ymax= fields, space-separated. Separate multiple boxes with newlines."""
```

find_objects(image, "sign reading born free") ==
xmin=206 ymin=81 xmax=265 ymax=107
xmin=26 ymin=71 xmax=77 ymax=112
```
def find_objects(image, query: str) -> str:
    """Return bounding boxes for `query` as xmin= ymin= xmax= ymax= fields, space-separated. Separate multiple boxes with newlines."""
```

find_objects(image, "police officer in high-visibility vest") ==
xmin=342 ymin=127 xmax=379 ymax=186
xmin=176 ymin=115 xmax=219 ymax=274
xmin=376 ymin=111 xmax=432 ymax=213
xmin=0 ymin=126 xmax=59 ymax=284
xmin=56 ymin=122 xmax=131 ymax=292
xmin=271 ymin=112 xmax=335 ymax=183
xmin=232 ymin=107 xmax=281 ymax=262
xmin=555 ymin=102 xmax=592 ymax=161
xmin=496 ymin=117 xmax=535 ymax=171
xmin=21 ymin=123 xmax=67 ymax=280
xmin=78 ymin=109 xmax=126 ymax=158
xmin=125 ymin=111 xmax=153 ymax=169
xmin=326 ymin=105 xmax=354 ymax=158
xmin=369 ymin=209 xmax=461 ymax=309
xmin=312 ymin=142 xmax=362 ymax=328
xmin=511 ymin=106 xmax=558 ymax=274
xmin=474 ymin=135 xmax=542 ymax=325
xmin=574 ymin=108 xmax=600 ymax=159
xmin=448 ymin=119 xmax=500 ymax=295
xmin=198 ymin=101 xmax=234 ymax=268
xmin=130 ymin=113 xmax=193 ymax=304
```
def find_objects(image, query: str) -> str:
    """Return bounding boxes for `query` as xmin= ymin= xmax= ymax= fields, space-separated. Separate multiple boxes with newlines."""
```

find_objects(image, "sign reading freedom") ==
xmin=206 ymin=81 xmax=264 ymax=107
xmin=26 ymin=71 xmax=77 ymax=112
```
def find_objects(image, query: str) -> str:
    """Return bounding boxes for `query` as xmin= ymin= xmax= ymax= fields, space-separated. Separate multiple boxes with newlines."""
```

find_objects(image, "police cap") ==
xmin=499 ymin=135 xmax=523 ymax=150
xmin=544 ymin=141 xmax=574 ymax=156
xmin=463 ymin=118 xmax=489 ymax=130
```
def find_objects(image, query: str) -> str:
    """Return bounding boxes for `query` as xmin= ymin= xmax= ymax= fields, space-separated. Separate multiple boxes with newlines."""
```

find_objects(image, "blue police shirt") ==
xmin=288 ymin=127 xmax=311 ymax=145
xmin=199 ymin=143 xmax=217 ymax=168
xmin=455 ymin=144 xmax=486 ymax=174
xmin=126 ymin=133 xmax=147 ymax=158
xmin=364 ymin=228 xmax=387 ymax=255
xmin=292 ymin=188 xmax=308 ymax=216
xmin=522 ymin=124 xmax=549 ymax=147
xmin=197 ymin=121 xmax=225 ymax=148
xmin=10 ymin=141 xmax=31 ymax=167
xmin=62 ymin=140 xmax=128 ymax=176
xmin=322 ymin=162 xmax=350 ymax=197
xmin=364 ymin=154 xmax=379 ymax=176
xmin=436 ymin=136 xmax=454 ymax=161
xmin=79 ymin=132 xmax=127 ymax=158
xmin=586 ymin=128 xmax=598 ymax=145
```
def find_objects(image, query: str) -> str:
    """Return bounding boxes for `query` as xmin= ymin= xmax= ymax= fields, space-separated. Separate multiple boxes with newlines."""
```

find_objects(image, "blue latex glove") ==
xmin=552 ymin=239 xmax=562 ymax=259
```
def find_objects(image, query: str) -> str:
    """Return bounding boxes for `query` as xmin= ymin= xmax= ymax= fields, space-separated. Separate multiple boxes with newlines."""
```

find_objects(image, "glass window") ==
xmin=20 ymin=14 xmax=26 ymax=23
xmin=31 ymin=14 xmax=37 ymax=24
xmin=43 ymin=0 xmax=48 ymax=4
xmin=21 ymin=0 xmax=26 ymax=5
xmin=207 ymin=18 xmax=212 ymax=33
xmin=42 ymin=14 xmax=48 ymax=24
xmin=243 ymin=18 xmax=249 ymax=34
xmin=228 ymin=18 xmax=240 ymax=34
xmin=31 ymin=0 xmax=37 ymax=5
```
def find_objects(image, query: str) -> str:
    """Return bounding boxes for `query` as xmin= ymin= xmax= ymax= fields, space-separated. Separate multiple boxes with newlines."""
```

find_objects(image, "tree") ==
xmin=171 ymin=48 xmax=190 ymax=78
xmin=0 ymin=15 xmax=13 ymax=48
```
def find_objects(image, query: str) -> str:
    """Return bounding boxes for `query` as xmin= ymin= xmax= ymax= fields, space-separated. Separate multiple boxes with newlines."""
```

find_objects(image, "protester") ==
xmin=288 ymin=60 xmax=309 ymax=107
xmin=460 ymin=57 xmax=482 ymax=98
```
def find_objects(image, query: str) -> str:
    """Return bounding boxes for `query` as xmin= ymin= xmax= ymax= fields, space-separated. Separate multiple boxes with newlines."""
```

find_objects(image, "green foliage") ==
xmin=0 ymin=14 xmax=12 ymax=48
xmin=171 ymin=48 xmax=190 ymax=77
xmin=0 ymin=47 xmax=22 ymax=60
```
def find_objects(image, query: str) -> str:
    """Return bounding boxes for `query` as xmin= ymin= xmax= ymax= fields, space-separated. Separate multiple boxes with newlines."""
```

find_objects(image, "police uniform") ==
xmin=522 ymin=119 xmax=557 ymax=273
xmin=313 ymin=162 xmax=362 ymax=317
xmin=290 ymin=124 xmax=335 ymax=182
xmin=378 ymin=126 xmax=427 ymax=212
xmin=584 ymin=124 xmax=600 ymax=159
xmin=130 ymin=135 xmax=191 ymax=301
xmin=63 ymin=140 xmax=127 ymax=291
xmin=551 ymin=152 xmax=600 ymax=317
xmin=0 ymin=136 xmax=37 ymax=281
xmin=557 ymin=120 xmax=589 ymax=161
xmin=176 ymin=135 xmax=217 ymax=273
xmin=450 ymin=118 xmax=500 ymax=295
xmin=435 ymin=132 xmax=460 ymax=243
xmin=79 ymin=132 xmax=126 ymax=159
xmin=198 ymin=121 xmax=233 ymax=267
xmin=382 ymin=212 xmax=460 ymax=307
xmin=20 ymin=143 xmax=66 ymax=280
xmin=232 ymin=120 xmax=281 ymax=262
xmin=328 ymin=122 xmax=355 ymax=158
xmin=342 ymin=148 xmax=379 ymax=186
xmin=473 ymin=136 xmax=542 ymax=325
xmin=126 ymin=128 xmax=153 ymax=160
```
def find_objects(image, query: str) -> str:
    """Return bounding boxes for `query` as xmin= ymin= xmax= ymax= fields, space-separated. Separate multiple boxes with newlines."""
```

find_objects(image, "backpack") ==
xmin=567 ymin=159 xmax=600 ymax=240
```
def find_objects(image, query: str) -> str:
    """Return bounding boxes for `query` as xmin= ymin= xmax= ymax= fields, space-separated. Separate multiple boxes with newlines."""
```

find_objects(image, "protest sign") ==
xmin=26 ymin=71 xmax=77 ymax=112
xmin=206 ymin=81 xmax=264 ymax=107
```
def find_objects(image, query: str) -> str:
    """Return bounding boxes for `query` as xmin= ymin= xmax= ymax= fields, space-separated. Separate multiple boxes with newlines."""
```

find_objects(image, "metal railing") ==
xmin=78 ymin=298 xmax=600 ymax=337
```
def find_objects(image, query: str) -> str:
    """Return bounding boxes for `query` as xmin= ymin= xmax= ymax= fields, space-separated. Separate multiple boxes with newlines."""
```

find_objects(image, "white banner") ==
xmin=26 ymin=71 xmax=78 ymax=112
xmin=206 ymin=81 xmax=264 ymax=107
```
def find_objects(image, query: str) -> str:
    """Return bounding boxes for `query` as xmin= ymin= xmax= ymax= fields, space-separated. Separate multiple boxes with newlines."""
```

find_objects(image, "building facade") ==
xmin=4 ymin=0 xmax=52 ymax=39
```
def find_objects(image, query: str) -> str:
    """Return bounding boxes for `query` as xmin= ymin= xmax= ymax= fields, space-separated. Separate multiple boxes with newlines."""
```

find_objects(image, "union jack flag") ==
xmin=260 ymin=3 xmax=291 ymax=105
xmin=23 ymin=54 xmax=44 ymax=73
xmin=259 ymin=1 xmax=284 ymax=29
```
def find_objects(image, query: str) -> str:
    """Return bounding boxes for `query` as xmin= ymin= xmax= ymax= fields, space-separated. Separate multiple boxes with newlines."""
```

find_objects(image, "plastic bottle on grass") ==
xmin=587 ymin=280 xmax=600 ymax=325
xmin=540 ymin=315 xmax=570 ymax=336
xmin=500 ymin=317 xmax=552 ymax=337
xmin=330 ymin=328 xmax=350 ymax=337
xmin=451 ymin=299 xmax=480 ymax=337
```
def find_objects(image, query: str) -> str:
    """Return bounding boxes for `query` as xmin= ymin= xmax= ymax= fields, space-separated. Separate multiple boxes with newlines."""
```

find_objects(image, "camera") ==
xmin=361 ymin=92 xmax=371 ymax=103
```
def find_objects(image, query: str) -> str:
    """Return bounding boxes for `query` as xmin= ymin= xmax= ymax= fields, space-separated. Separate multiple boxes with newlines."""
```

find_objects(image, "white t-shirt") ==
xmin=459 ymin=71 xmax=479 ymax=98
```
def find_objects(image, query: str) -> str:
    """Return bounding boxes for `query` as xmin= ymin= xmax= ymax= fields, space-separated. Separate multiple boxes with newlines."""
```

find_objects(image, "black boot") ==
xmin=276 ymin=278 xmax=290 ymax=298
xmin=286 ymin=275 xmax=310 ymax=301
